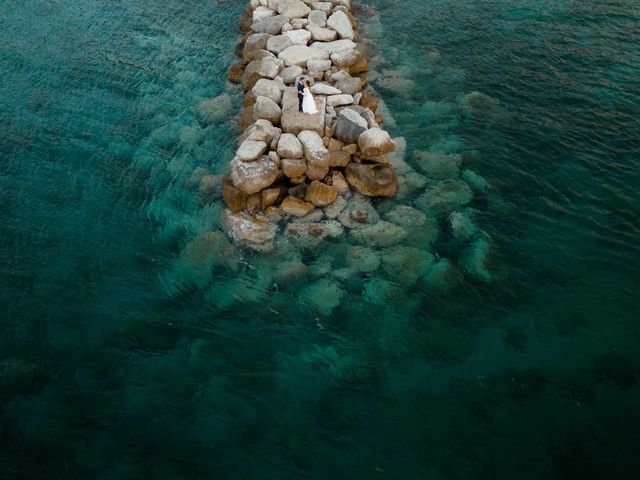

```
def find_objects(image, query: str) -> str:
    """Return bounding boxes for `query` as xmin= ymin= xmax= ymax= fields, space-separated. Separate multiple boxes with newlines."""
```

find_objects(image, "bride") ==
xmin=301 ymin=80 xmax=317 ymax=114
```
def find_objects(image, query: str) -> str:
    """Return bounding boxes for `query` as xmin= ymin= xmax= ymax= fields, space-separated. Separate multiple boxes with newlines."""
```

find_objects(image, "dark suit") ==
xmin=296 ymin=81 xmax=304 ymax=112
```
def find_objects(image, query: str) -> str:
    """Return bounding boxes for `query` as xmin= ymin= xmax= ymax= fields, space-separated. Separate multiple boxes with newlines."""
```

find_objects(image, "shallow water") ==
xmin=1 ymin=0 xmax=640 ymax=478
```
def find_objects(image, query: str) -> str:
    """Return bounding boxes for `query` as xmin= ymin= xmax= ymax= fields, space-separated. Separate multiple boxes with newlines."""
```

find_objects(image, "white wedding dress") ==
xmin=302 ymin=87 xmax=317 ymax=114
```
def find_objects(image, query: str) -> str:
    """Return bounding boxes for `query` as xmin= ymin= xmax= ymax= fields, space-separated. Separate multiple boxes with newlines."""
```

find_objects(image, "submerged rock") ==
xmin=221 ymin=209 xmax=277 ymax=252
xmin=414 ymin=180 xmax=473 ymax=214
xmin=197 ymin=93 xmax=232 ymax=125
xmin=345 ymin=163 xmax=398 ymax=197
xmin=460 ymin=237 xmax=493 ymax=281
xmin=303 ymin=278 xmax=344 ymax=316
xmin=284 ymin=220 xmax=343 ymax=249
xmin=414 ymin=151 xmax=462 ymax=179
xmin=345 ymin=245 xmax=380 ymax=273
xmin=337 ymin=193 xmax=380 ymax=229
xmin=381 ymin=246 xmax=434 ymax=286
xmin=350 ymin=221 xmax=407 ymax=248
xmin=384 ymin=204 xmax=439 ymax=246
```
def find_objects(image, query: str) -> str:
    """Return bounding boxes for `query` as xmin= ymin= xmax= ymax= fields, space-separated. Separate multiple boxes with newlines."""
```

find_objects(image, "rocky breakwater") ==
xmin=223 ymin=0 xmax=398 ymax=251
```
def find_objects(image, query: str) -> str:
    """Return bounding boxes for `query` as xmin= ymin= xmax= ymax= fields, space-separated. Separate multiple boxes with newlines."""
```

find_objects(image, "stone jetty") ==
xmin=223 ymin=0 xmax=399 ymax=251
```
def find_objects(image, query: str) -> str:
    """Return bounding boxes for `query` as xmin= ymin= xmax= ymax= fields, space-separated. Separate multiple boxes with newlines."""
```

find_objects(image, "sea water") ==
xmin=1 ymin=0 xmax=639 ymax=478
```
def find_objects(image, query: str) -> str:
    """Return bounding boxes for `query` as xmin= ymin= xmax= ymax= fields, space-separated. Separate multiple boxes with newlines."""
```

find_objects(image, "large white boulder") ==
xmin=251 ymin=78 xmax=283 ymax=104
xmin=310 ymin=39 xmax=356 ymax=54
xmin=266 ymin=34 xmax=293 ymax=54
xmin=327 ymin=10 xmax=354 ymax=39
xmin=230 ymin=155 xmax=279 ymax=194
xmin=276 ymin=132 xmax=304 ymax=158
xmin=278 ymin=44 xmax=330 ymax=67
xmin=267 ymin=0 xmax=311 ymax=18
xmin=306 ymin=25 xmax=338 ymax=42
xmin=284 ymin=28 xmax=311 ymax=45
xmin=358 ymin=128 xmax=396 ymax=157
xmin=298 ymin=130 xmax=329 ymax=167
xmin=236 ymin=140 xmax=268 ymax=162
xmin=253 ymin=95 xmax=282 ymax=124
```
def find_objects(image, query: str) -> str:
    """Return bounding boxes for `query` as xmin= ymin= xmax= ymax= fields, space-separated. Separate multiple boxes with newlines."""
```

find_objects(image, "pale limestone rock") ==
xmin=278 ymin=45 xmax=330 ymax=67
xmin=279 ymin=65 xmax=304 ymax=84
xmin=267 ymin=0 xmax=311 ymax=18
xmin=358 ymin=128 xmax=396 ymax=157
xmin=307 ymin=58 xmax=332 ymax=75
xmin=308 ymin=9 xmax=327 ymax=26
xmin=298 ymin=130 xmax=329 ymax=166
xmin=310 ymin=2 xmax=333 ymax=14
xmin=253 ymin=15 xmax=290 ymax=35
xmin=253 ymin=6 xmax=276 ymax=23
xmin=240 ymin=119 xmax=281 ymax=148
xmin=335 ymin=76 xmax=363 ymax=95
xmin=326 ymin=94 xmax=354 ymax=107
xmin=276 ymin=132 xmax=304 ymax=158
xmin=284 ymin=28 xmax=312 ymax=45
xmin=253 ymin=95 xmax=282 ymax=124
xmin=280 ymin=87 xmax=326 ymax=135
xmin=230 ymin=155 xmax=279 ymax=194
xmin=310 ymin=39 xmax=356 ymax=53
xmin=310 ymin=83 xmax=341 ymax=95
xmin=306 ymin=25 xmax=338 ymax=42
xmin=241 ymin=57 xmax=284 ymax=90
xmin=266 ymin=34 xmax=293 ymax=54
xmin=327 ymin=10 xmax=354 ymax=39
xmin=236 ymin=140 xmax=268 ymax=162
xmin=243 ymin=33 xmax=272 ymax=62
xmin=290 ymin=18 xmax=309 ymax=29
xmin=252 ymin=78 xmax=283 ymax=104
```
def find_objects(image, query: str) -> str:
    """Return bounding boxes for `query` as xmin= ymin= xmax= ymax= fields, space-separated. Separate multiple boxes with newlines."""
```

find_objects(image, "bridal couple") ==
xmin=296 ymin=78 xmax=318 ymax=114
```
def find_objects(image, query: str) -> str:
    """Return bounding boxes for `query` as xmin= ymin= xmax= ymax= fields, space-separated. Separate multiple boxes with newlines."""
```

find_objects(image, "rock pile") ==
xmin=224 ymin=0 xmax=399 ymax=251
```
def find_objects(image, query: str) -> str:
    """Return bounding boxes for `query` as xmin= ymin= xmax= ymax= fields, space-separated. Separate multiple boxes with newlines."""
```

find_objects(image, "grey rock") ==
xmin=334 ymin=108 xmax=368 ymax=144
xmin=327 ymin=10 xmax=354 ymax=39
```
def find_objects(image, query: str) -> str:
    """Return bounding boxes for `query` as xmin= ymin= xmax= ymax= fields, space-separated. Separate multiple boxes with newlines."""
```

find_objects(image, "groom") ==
xmin=296 ymin=78 xmax=304 ymax=112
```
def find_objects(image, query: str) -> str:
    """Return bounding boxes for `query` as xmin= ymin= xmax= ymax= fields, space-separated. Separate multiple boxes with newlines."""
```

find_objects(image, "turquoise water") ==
xmin=1 ymin=0 xmax=639 ymax=478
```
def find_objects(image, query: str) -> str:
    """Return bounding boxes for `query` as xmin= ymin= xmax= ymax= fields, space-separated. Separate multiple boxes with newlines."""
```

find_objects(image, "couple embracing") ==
xmin=296 ymin=78 xmax=318 ymax=115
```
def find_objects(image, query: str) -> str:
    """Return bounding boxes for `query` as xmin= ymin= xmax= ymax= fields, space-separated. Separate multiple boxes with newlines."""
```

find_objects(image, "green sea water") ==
xmin=1 ymin=0 xmax=639 ymax=478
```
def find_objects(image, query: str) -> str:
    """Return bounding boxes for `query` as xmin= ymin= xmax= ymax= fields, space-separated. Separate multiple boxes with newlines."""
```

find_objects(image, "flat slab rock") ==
xmin=280 ymin=87 xmax=326 ymax=135
xmin=222 ymin=209 xmax=277 ymax=252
